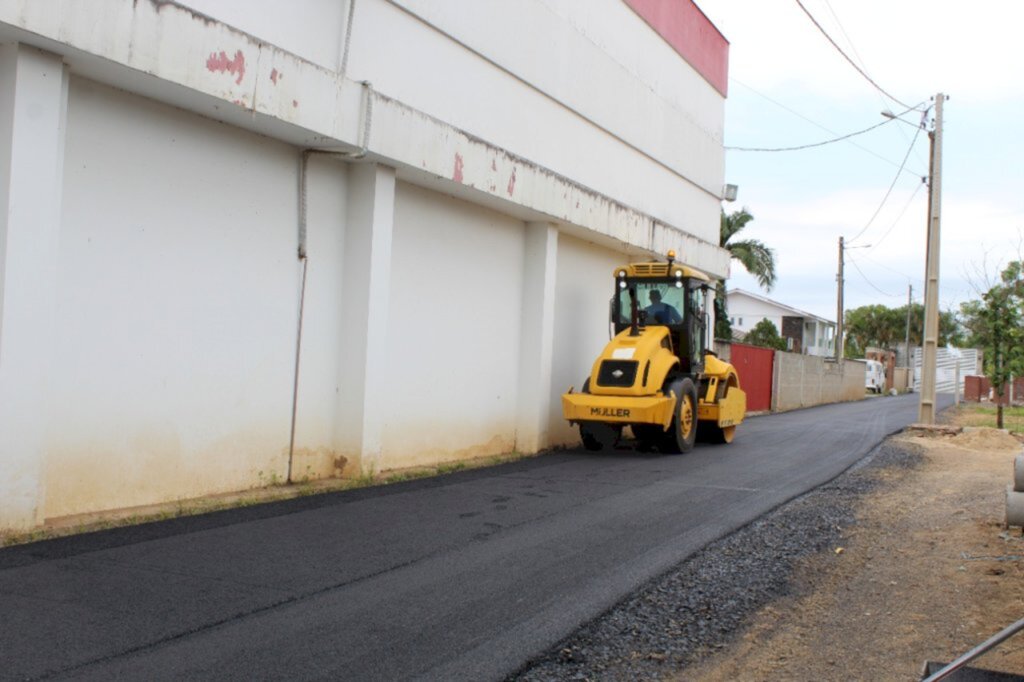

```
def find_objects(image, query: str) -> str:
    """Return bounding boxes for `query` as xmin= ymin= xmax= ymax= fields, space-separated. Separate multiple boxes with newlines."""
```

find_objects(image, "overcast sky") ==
xmin=694 ymin=0 xmax=1024 ymax=322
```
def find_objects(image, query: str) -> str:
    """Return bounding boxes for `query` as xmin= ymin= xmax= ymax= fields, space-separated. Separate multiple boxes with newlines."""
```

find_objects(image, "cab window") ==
xmin=616 ymin=282 xmax=685 ymax=325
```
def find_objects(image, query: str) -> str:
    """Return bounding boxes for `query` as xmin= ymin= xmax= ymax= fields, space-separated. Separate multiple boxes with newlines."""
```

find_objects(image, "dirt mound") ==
xmin=951 ymin=427 xmax=1021 ymax=452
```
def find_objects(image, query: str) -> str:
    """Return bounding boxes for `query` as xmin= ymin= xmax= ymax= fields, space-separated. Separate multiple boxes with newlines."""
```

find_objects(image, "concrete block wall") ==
xmin=713 ymin=339 xmax=731 ymax=362
xmin=772 ymin=352 xmax=863 ymax=413
xmin=892 ymin=367 xmax=911 ymax=393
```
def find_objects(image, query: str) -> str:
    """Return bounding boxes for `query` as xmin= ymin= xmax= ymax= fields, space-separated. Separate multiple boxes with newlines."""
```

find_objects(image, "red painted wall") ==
xmin=731 ymin=343 xmax=773 ymax=412
xmin=624 ymin=0 xmax=730 ymax=96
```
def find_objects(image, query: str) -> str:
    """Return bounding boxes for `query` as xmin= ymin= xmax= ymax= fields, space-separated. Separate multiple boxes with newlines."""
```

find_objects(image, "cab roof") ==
xmin=613 ymin=261 xmax=712 ymax=282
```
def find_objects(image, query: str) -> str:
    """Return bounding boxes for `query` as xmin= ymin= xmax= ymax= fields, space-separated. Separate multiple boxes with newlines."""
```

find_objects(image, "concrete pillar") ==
xmin=515 ymin=222 xmax=558 ymax=454
xmin=335 ymin=163 xmax=395 ymax=475
xmin=0 ymin=46 xmax=68 ymax=530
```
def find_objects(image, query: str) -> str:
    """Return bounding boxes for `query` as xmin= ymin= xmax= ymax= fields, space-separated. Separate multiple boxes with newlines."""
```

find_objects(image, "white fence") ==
xmin=913 ymin=347 xmax=979 ymax=394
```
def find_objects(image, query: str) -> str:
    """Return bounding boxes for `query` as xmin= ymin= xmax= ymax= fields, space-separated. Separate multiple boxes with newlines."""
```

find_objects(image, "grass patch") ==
xmin=951 ymin=403 xmax=1024 ymax=434
xmin=383 ymin=469 xmax=434 ymax=485
xmin=436 ymin=461 xmax=467 ymax=475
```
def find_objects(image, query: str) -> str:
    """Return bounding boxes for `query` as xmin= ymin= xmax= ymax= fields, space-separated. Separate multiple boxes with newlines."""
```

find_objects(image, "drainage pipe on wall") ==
xmin=286 ymin=82 xmax=374 ymax=483
xmin=340 ymin=0 xmax=358 ymax=76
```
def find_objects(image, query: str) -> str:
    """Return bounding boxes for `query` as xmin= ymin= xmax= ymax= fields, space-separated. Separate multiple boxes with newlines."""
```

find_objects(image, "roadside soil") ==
xmin=686 ymin=424 xmax=1024 ymax=680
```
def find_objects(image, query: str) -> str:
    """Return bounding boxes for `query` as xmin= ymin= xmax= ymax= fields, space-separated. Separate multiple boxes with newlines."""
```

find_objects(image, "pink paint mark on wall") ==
xmin=206 ymin=50 xmax=246 ymax=85
xmin=270 ymin=68 xmax=280 ymax=85
xmin=292 ymin=100 xmax=299 ymax=108
xmin=506 ymin=168 xmax=517 ymax=196
xmin=453 ymin=153 xmax=465 ymax=183
xmin=491 ymin=159 xmax=497 ymax=171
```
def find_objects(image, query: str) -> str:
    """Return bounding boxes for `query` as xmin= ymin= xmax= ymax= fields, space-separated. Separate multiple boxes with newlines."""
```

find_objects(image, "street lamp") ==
xmin=881 ymin=110 xmax=926 ymax=129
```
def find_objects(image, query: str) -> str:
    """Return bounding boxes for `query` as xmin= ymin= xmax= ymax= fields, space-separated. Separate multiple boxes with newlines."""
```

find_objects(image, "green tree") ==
xmin=843 ymin=302 xmax=963 ymax=358
xmin=959 ymin=299 xmax=986 ymax=348
xmin=939 ymin=308 xmax=966 ymax=348
xmin=966 ymin=261 xmax=1024 ymax=427
xmin=844 ymin=304 xmax=898 ymax=358
xmin=716 ymin=208 xmax=778 ymax=339
xmin=744 ymin=318 xmax=787 ymax=351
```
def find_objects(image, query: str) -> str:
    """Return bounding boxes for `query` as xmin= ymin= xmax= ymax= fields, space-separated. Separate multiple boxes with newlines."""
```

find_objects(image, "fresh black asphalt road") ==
xmin=1 ymin=393 xmax=950 ymax=681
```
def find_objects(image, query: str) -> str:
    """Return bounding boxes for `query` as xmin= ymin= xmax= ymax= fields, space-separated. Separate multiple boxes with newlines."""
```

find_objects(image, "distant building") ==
xmin=726 ymin=289 xmax=836 ymax=356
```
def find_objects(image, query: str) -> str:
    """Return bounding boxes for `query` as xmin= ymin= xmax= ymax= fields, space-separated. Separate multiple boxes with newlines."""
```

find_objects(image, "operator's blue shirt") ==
xmin=645 ymin=302 xmax=682 ymax=324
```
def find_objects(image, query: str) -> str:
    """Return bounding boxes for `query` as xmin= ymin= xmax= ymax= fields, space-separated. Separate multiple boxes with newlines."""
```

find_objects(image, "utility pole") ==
xmin=836 ymin=236 xmax=844 ymax=362
xmin=904 ymin=284 xmax=912 ymax=367
xmin=919 ymin=93 xmax=946 ymax=424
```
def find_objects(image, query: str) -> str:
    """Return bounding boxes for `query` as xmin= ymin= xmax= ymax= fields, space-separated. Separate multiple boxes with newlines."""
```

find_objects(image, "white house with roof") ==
xmin=727 ymin=289 xmax=836 ymax=356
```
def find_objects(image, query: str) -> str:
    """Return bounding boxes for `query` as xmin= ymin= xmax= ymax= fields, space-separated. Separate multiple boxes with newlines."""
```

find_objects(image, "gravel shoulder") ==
xmin=513 ymin=416 xmax=1024 ymax=681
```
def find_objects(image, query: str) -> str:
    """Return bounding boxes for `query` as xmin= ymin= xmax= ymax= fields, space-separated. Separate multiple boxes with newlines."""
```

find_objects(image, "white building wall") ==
xmin=44 ymin=78 xmax=301 ymax=518
xmin=0 ymin=1 xmax=732 ymax=529
xmin=381 ymin=181 xmax=526 ymax=470
xmin=178 ymin=0 xmax=350 ymax=72
xmin=548 ymin=234 xmax=626 ymax=446
xmin=0 ymin=45 xmax=67 ymax=529
xmin=729 ymin=292 xmax=834 ymax=354
xmin=0 ymin=1 xmax=729 ymax=275
xmin=728 ymin=295 xmax=782 ymax=335
xmin=345 ymin=0 xmax=723 ymax=244
xmin=803 ymin=320 xmax=835 ymax=357
xmin=291 ymin=155 xmax=351 ymax=480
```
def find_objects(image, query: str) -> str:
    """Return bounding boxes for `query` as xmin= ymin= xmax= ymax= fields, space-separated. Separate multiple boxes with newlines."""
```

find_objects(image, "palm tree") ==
xmin=721 ymin=208 xmax=776 ymax=290
xmin=715 ymin=208 xmax=777 ymax=339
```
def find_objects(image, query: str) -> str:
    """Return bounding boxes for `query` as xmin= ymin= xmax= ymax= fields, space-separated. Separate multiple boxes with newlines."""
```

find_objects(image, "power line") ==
xmin=725 ymin=116 xmax=896 ymax=152
xmin=726 ymin=103 xmax=919 ymax=153
xmin=846 ymin=119 xmax=925 ymax=245
xmin=819 ymin=0 xmax=929 ymax=169
xmin=846 ymin=254 xmax=901 ymax=298
xmin=793 ymin=0 xmax=921 ymax=112
xmin=868 ymin=179 xmax=926 ymax=252
xmin=821 ymin=0 xmax=861 ymax=63
xmin=729 ymin=79 xmax=927 ymax=178
xmin=859 ymin=251 xmax=921 ymax=286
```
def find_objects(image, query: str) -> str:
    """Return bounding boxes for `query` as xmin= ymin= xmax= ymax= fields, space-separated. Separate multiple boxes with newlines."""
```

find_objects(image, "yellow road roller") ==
xmin=562 ymin=251 xmax=746 ymax=452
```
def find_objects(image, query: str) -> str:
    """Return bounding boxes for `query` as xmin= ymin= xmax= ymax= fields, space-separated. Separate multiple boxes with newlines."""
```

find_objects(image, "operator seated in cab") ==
xmin=644 ymin=289 xmax=682 ymax=325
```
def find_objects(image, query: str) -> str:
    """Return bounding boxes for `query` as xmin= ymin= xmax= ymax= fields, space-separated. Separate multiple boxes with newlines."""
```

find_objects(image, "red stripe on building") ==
xmin=624 ymin=0 xmax=729 ymax=97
